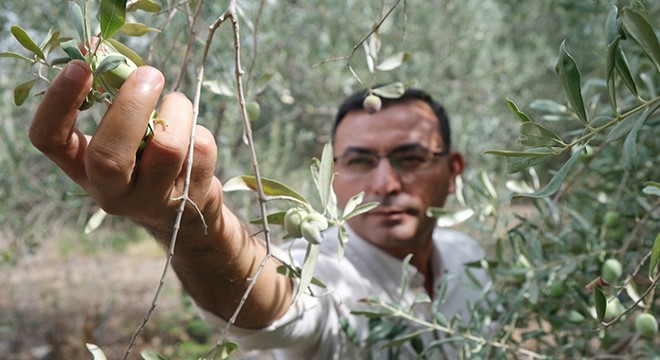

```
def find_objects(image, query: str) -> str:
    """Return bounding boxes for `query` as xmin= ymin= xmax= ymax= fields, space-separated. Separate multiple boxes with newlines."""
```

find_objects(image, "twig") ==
xmin=170 ymin=0 xmax=205 ymax=92
xmin=245 ymin=0 xmax=266 ymax=90
xmin=600 ymin=272 xmax=660 ymax=330
xmin=313 ymin=0 xmax=403 ymax=84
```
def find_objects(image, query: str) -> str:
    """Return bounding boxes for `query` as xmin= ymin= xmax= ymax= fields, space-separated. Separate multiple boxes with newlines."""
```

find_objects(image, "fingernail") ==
xmin=63 ymin=61 xmax=89 ymax=82
xmin=134 ymin=66 xmax=163 ymax=87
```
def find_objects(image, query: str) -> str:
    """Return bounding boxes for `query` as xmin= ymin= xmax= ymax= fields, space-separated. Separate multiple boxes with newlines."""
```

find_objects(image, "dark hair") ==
xmin=332 ymin=86 xmax=452 ymax=152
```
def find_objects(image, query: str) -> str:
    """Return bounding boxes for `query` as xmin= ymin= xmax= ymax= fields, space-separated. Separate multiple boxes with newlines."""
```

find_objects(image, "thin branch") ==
xmin=313 ymin=0 xmax=403 ymax=84
xmin=600 ymin=272 xmax=660 ymax=330
xmin=245 ymin=0 xmax=266 ymax=90
xmin=171 ymin=0 xmax=205 ymax=92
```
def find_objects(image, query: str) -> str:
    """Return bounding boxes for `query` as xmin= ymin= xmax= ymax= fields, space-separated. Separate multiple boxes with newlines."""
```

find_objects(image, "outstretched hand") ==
xmin=29 ymin=60 xmax=223 ymax=246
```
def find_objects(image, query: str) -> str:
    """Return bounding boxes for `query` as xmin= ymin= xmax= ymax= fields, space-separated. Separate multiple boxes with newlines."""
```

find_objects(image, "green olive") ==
xmin=246 ymin=101 xmax=261 ymax=122
xmin=304 ymin=212 xmax=329 ymax=231
xmin=634 ymin=313 xmax=658 ymax=338
xmin=601 ymin=258 xmax=623 ymax=283
xmin=300 ymin=220 xmax=323 ymax=245
xmin=363 ymin=94 xmax=382 ymax=114
xmin=547 ymin=281 xmax=564 ymax=298
xmin=96 ymin=52 xmax=138 ymax=91
xmin=284 ymin=207 xmax=308 ymax=238
xmin=603 ymin=210 xmax=620 ymax=228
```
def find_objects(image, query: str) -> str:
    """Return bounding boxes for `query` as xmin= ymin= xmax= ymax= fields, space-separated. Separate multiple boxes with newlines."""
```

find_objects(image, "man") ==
xmin=29 ymin=61 xmax=487 ymax=358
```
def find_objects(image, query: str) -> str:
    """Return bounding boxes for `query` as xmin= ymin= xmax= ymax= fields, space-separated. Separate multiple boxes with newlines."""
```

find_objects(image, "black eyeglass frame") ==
xmin=333 ymin=145 xmax=448 ymax=175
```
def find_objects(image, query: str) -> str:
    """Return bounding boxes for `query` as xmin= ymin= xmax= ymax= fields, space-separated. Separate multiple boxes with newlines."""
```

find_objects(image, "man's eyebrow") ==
xmin=342 ymin=143 xmax=428 ymax=154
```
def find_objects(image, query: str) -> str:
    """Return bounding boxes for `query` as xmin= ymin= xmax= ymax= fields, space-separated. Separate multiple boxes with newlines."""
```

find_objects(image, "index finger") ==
xmin=29 ymin=60 xmax=94 ymax=183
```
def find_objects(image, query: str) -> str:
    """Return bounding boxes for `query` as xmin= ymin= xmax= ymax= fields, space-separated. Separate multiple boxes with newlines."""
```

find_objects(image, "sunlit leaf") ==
xmin=203 ymin=80 xmax=234 ymax=96
xmin=376 ymin=52 xmax=410 ymax=72
xmin=516 ymin=144 xmax=585 ymax=199
xmin=622 ymin=8 xmax=660 ymax=74
xmin=120 ymin=22 xmax=160 ymax=36
xmin=223 ymin=175 xmax=308 ymax=204
xmin=555 ymin=41 xmax=587 ymax=125
xmin=69 ymin=1 xmax=85 ymax=42
xmin=127 ymin=0 xmax=161 ymax=12
xmin=215 ymin=341 xmax=239 ymax=360
xmin=342 ymin=192 xmax=364 ymax=219
xmin=528 ymin=99 xmax=569 ymax=116
xmin=292 ymin=243 xmax=321 ymax=304
xmin=372 ymin=82 xmax=405 ymax=99
xmin=140 ymin=350 xmax=168 ymax=360
xmin=427 ymin=208 xmax=475 ymax=227
xmin=314 ymin=142 xmax=334 ymax=212
xmin=343 ymin=202 xmax=379 ymax=221
xmin=84 ymin=208 xmax=107 ymax=234
xmin=13 ymin=79 xmax=36 ymax=107
xmin=643 ymin=181 xmax=660 ymax=197
xmin=106 ymin=39 xmax=145 ymax=66
xmin=506 ymin=98 xmax=532 ymax=123
xmin=10 ymin=25 xmax=46 ymax=61
xmin=99 ymin=0 xmax=128 ymax=39
xmin=86 ymin=343 xmax=108 ymax=360
xmin=649 ymin=232 xmax=660 ymax=278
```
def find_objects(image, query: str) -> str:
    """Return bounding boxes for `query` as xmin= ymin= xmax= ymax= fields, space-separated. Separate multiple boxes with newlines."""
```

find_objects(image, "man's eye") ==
xmin=347 ymin=156 xmax=374 ymax=166
xmin=397 ymin=154 xmax=426 ymax=164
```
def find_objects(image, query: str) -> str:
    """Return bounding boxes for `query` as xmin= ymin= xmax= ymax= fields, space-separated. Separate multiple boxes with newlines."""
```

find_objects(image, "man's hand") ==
xmin=28 ymin=60 xmax=292 ymax=328
xmin=29 ymin=60 xmax=222 ymax=245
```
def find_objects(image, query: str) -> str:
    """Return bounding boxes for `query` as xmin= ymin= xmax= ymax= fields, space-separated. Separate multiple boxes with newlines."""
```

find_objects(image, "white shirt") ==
xmin=198 ymin=226 xmax=488 ymax=359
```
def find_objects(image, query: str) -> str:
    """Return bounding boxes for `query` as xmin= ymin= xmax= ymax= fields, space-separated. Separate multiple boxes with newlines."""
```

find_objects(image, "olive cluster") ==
xmin=283 ymin=207 xmax=329 ymax=245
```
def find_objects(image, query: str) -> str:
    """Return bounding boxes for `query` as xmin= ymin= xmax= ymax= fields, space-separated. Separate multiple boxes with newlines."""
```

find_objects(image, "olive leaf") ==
xmin=92 ymin=54 xmax=126 ymax=76
xmin=214 ymin=341 xmax=239 ymax=360
xmin=313 ymin=142 xmax=335 ymax=215
xmin=106 ymin=38 xmax=145 ymax=66
xmin=622 ymin=7 xmax=660 ymax=74
xmin=10 ymin=25 xmax=46 ymax=61
xmin=120 ymin=22 xmax=160 ymax=36
xmin=555 ymin=41 xmax=588 ymax=125
xmin=292 ymin=243 xmax=321 ymax=304
xmin=69 ymin=1 xmax=86 ymax=43
xmin=506 ymin=98 xmax=533 ymax=123
xmin=99 ymin=0 xmax=128 ymax=39
xmin=518 ymin=122 xmax=564 ymax=147
xmin=608 ymin=102 xmax=660 ymax=142
xmin=223 ymin=175 xmax=309 ymax=204
xmin=86 ymin=343 xmax=108 ymax=360
xmin=372 ymin=82 xmax=405 ymax=99
xmin=376 ymin=52 xmax=410 ymax=72
xmin=60 ymin=39 xmax=86 ymax=61
xmin=593 ymin=286 xmax=607 ymax=323
xmin=341 ymin=191 xmax=378 ymax=221
xmin=426 ymin=208 xmax=475 ymax=227
xmin=203 ymin=79 xmax=234 ymax=97
xmin=642 ymin=181 xmax=660 ymax=197
xmin=127 ymin=0 xmax=161 ymax=12
xmin=649 ymin=232 xmax=660 ymax=279
xmin=0 ymin=52 xmax=34 ymax=62
xmin=622 ymin=107 xmax=647 ymax=170
xmin=13 ymin=79 xmax=36 ymax=107
xmin=485 ymin=148 xmax=554 ymax=174
xmin=248 ymin=211 xmax=286 ymax=225
xmin=515 ymin=144 xmax=585 ymax=199
xmin=139 ymin=350 xmax=168 ymax=360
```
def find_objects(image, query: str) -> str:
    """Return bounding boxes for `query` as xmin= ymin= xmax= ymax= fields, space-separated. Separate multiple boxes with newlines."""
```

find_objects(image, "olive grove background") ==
xmin=0 ymin=0 xmax=658 ymax=359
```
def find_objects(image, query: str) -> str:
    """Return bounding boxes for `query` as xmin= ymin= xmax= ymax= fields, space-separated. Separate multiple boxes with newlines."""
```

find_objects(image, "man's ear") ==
xmin=447 ymin=152 xmax=465 ymax=194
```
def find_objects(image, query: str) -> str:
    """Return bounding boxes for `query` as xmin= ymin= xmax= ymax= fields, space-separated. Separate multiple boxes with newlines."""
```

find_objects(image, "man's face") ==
xmin=333 ymin=100 xmax=464 ymax=256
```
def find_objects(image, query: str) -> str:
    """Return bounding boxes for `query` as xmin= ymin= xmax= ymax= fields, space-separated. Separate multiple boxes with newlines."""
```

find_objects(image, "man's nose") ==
xmin=368 ymin=157 xmax=403 ymax=195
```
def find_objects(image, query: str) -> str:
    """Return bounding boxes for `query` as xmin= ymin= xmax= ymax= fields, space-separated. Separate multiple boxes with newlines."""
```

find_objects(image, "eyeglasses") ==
xmin=333 ymin=146 xmax=447 ymax=175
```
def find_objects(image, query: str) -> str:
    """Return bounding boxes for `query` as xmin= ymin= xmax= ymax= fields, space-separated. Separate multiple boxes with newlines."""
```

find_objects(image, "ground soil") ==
xmin=0 ymin=238 xmax=269 ymax=360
